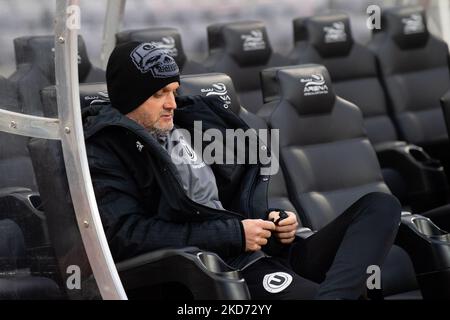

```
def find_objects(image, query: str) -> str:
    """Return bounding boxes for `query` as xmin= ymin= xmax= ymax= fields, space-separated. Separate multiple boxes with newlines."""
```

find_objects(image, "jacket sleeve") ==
xmin=86 ymin=135 xmax=245 ymax=262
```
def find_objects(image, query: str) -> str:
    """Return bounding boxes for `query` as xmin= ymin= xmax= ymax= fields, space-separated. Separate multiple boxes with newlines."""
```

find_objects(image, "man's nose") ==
xmin=164 ymin=92 xmax=177 ymax=110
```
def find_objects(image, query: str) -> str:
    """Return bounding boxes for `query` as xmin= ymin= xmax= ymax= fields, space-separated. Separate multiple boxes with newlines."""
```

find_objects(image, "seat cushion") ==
xmin=0 ymin=276 xmax=61 ymax=300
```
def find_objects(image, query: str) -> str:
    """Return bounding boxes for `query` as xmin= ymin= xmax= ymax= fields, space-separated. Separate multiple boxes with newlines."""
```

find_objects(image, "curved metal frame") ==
xmin=54 ymin=0 xmax=127 ymax=300
xmin=0 ymin=109 xmax=60 ymax=140
xmin=438 ymin=0 xmax=450 ymax=45
xmin=0 ymin=0 xmax=128 ymax=300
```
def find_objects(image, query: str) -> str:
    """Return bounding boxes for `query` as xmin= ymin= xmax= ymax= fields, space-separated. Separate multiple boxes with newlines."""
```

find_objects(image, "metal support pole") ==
xmin=438 ymin=0 xmax=450 ymax=46
xmin=54 ymin=0 xmax=127 ymax=300
xmin=100 ymin=0 xmax=126 ymax=69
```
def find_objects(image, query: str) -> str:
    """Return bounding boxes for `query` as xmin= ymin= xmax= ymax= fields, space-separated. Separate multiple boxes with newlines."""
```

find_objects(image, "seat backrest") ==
xmin=0 ymin=219 xmax=26 ymax=272
xmin=178 ymin=73 xmax=266 ymax=130
xmin=0 ymin=75 xmax=17 ymax=109
xmin=288 ymin=14 xmax=399 ymax=146
xmin=204 ymin=21 xmax=290 ymax=113
xmin=40 ymin=82 xmax=108 ymax=118
xmin=28 ymin=137 xmax=97 ymax=300
xmin=0 ymin=76 xmax=37 ymax=190
xmin=0 ymin=217 xmax=62 ymax=300
xmin=261 ymin=64 xmax=390 ymax=230
xmin=78 ymin=83 xmax=109 ymax=109
xmin=27 ymin=85 xmax=101 ymax=299
xmin=177 ymin=73 xmax=298 ymax=218
xmin=116 ymin=27 xmax=207 ymax=75
xmin=369 ymin=6 xmax=450 ymax=146
xmin=9 ymin=35 xmax=105 ymax=115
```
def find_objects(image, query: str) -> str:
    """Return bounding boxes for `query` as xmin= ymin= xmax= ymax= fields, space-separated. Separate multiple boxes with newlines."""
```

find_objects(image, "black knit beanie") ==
xmin=106 ymin=41 xmax=180 ymax=114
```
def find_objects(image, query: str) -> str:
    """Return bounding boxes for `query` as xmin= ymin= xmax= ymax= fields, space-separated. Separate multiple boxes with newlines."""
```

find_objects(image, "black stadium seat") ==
xmin=115 ymin=27 xmax=207 ymax=75
xmin=259 ymin=64 xmax=421 ymax=299
xmin=284 ymin=12 xmax=450 ymax=212
xmin=40 ymin=82 xmax=108 ymax=118
xmin=9 ymin=35 xmax=105 ymax=116
xmin=0 ymin=74 xmax=17 ymax=108
xmin=288 ymin=13 xmax=398 ymax=146
xmin=0 ymin=218 xmax=61 ymax=299
xmin=261 ymin=64 xmax=392 ymax=228
xmin=203 ymin=21 xmax=290 ymax=113
xmin=0 ymin=75 xmax=36 ymax=190
xmin=369 ymin=6 xmax=450 ymax=174
xmin=178 ymin=71 xmax=432 ymax=299
xmin=177 ymin=73 xmax=297 ymax=216
xmin=178 ymin=73 xmax=267 ymax=131
xmin=0 ymin=76 xmax=60 ymax=299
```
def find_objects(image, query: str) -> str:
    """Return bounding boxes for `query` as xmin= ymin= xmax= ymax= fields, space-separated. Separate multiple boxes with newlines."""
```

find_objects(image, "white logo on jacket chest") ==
xmin=170 ymin=136 xmax=206 ymax=169
xmin=136 ymin=141 xmax=144 ymax=152
xmin=179 ymin=138 xmax=198 ymax=162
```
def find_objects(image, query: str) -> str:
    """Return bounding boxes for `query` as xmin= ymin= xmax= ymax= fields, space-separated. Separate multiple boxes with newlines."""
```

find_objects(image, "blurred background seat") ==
xmin=203 ymin=20 xmax=291 ymax=113
xmin=116 ymin=27 xmax=208 ymax=75
xmin=369 ymin=6 xmax=450 ymax=179
xmin=260 ymin=64 xmax=420 ymax=299
xmin=8 ymin=35 xmax=105 ymax=116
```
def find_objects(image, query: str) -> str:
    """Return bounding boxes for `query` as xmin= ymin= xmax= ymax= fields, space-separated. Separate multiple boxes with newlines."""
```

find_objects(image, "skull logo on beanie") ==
xmin=106 ymin=41 xmax=180 ymax=114
xmin=130 ymin=43 xmax=179 ymax=77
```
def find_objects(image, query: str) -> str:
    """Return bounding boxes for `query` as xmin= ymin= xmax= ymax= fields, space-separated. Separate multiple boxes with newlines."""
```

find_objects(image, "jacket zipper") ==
xmin=245 ymin=168 xmax=259 ymax=217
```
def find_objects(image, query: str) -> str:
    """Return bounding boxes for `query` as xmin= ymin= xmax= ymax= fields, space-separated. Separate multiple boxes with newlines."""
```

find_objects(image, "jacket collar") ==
xmin=82 ymin=103 xmax=146 ymax=139
xmin=82 ymin=95 xmax=206 ymax=140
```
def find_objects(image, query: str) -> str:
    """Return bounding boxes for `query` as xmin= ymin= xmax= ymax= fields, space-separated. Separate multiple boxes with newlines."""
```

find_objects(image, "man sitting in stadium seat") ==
xmin=83 ymin=42 xmax=401 ymax=299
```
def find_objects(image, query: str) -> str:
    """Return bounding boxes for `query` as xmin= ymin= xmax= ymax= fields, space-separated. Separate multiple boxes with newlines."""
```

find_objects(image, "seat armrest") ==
xmin=396 ymin=213 xmax=450 ymax=299
xmin=373 ymin=141 xmax=409 ymax=153
xmin=0 ymin=188 xmax=49 ymax=248
xmin=375 ymin=142 xmax=449 ymax=211
xmin=116 ymin=247 xmax=250 ymax=300
xmin=0 ymin=188 xmax=59 ymax=278
xmin=398 ymin=214 xmax=450 ymax=272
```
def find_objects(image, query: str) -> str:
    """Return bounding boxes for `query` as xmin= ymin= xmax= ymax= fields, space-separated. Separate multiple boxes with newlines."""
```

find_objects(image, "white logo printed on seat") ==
xmin=150 ymin=36 xmax=178 ymax=57
xmin=402 ymin=14 xmax=425 ymax=35
xmin=86 ymin=91 xmax=110 ymax=106
xmin=300 ymin=74 xmax=329 ymax=96
xmin=241 ymin=30 xmax=266 ymax=51
xmin=200 ymin=83 xmax=232 ymax=109
xmin=263 ymin=272 xmax=293 ymax=293
xmin=323 ymin=22 xmax=347 ymax=43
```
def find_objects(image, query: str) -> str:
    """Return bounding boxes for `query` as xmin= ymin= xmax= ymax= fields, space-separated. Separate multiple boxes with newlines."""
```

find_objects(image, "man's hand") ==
xmin=268 ymin=211 xmax=298 ymax=245
xmin=241 ymin=219 xmax=276 ymax=252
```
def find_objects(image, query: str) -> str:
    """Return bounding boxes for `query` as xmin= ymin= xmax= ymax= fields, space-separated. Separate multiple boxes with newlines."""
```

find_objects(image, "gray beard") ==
xmin=148 ymin=126 xmax=171 ymax=145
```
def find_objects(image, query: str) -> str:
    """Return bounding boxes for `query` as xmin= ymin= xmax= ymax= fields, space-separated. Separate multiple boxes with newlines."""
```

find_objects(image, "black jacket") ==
xmin=83 ymin=95 xmax=274 ymax=268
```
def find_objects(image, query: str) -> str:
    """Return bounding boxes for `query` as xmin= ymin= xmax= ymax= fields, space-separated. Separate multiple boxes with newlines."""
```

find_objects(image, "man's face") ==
xmin=126 ymin=82 xmax=179 ymax=134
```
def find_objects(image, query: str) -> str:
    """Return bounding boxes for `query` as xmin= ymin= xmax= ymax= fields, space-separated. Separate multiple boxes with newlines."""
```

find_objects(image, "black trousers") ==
xmin=242 ymin=192 xmax=401 ymax=300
